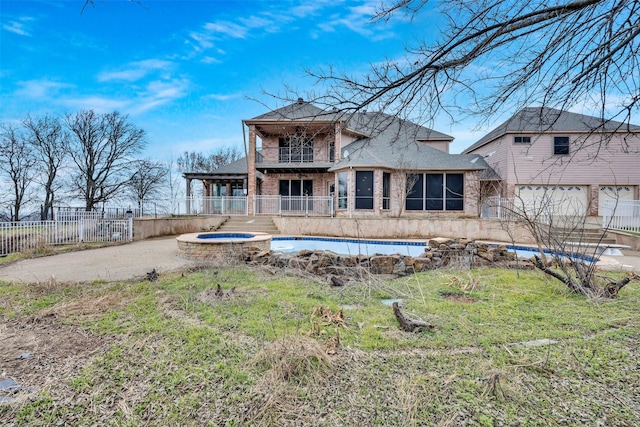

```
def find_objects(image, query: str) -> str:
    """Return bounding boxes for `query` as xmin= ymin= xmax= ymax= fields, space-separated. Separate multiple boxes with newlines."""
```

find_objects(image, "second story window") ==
xmin=279 ymin=133 xmax=314 ymax=162
xmin=514 ymin=135 xmax=531 ymax=143
xmin=554 ymin=136 xmax=570 ymax=155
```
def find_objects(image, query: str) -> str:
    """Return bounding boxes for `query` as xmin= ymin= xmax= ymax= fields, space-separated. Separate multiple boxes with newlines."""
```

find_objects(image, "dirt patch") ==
xmin=0 ymin=314 xmax=112 ymax=407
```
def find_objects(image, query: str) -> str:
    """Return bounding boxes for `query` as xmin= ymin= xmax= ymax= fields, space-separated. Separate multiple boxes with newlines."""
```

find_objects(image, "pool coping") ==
xmin=176 ymin=231 xmax=272 ymax=244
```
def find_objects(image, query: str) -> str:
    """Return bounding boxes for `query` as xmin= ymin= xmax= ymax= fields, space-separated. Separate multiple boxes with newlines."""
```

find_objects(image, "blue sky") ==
xmin=2 ymin=0 xmax=492 ymax=159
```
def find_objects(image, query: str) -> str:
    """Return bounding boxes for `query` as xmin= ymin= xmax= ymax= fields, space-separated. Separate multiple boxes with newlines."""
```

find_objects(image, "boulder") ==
xmin=370 ymin=255 xmax=398 ymax=274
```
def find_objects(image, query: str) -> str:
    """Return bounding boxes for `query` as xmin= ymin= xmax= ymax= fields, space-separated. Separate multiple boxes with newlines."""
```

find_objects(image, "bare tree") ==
xmin=127 ymin=159 xmax=168 ymax=207
xmin=177 ymin=146 xmax=243 ymax=173
xmin=177 ymin=146 xmax=243 ymax=196
xmin=0 ymin=124 xmax=38 ymax=221
xmin=22 ymin=114 xmax=67 ymax=220
xmin=64 ymin=110 xmax=147 ymax=211
xmin=308 ymin=0 xmax=639 ymax=129
xmin=490 ymin=190 xmax=637 ymax=298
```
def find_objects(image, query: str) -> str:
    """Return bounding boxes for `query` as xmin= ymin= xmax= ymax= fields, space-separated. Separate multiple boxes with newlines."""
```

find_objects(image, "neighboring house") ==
xmin=191 ymin=99 xmax=497 ymax=217
xmin=462 ymin=107 xmax=640 ymax=217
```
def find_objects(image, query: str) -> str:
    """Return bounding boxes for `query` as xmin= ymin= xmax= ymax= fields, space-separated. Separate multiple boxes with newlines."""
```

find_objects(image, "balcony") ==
xmin=255 ymin=147 xmax=335 ymax=173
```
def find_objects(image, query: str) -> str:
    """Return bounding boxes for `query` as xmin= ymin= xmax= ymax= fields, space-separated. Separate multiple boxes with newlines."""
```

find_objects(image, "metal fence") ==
xmin=52 ymin=195 xmax=335 ymax=219
xmin=602 ymin=199 xmax=640 ymax=233
xmin=0 ymin=217 xmax=133 ymax=256
xmin=481 ymin=196 xmax=518 ymax=220
xmin=254 ymin=196 xmax=334 ymax=216
xmin=54 ymin=197 xmax=249 ymax=218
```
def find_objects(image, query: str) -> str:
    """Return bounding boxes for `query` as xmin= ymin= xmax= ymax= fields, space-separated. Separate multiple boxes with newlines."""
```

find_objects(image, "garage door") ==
xmin=599 ymin=186 xmax=635 ymax=216
xmin=516 ymin=185 xmax=588 ymax=217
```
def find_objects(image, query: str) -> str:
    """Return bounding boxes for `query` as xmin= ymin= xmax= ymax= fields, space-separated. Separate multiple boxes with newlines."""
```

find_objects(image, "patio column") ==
xmin=334 ymin=121 xmax=342 ymax=164
xmin=185 ymin=177 xmax=192 ymax=214
xmin=247 ymin=124 xmax=257 ymax=215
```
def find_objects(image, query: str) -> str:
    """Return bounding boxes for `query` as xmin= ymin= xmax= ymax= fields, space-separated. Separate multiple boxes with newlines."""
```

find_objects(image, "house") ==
xmin=462 ymin=107 xmax=640 ymax=217
xmin=233 ymin=99 xmax=497 ymax=217
xmin=187 ymin=99 xmax=497 ymax=217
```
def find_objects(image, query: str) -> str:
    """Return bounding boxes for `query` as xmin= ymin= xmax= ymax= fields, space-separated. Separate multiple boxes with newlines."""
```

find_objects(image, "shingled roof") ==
xmin=248 ymin=98 xmax=338 ymax=122
xmin=328 ymin=111 xmax=489 ymax=172
xmin=463 ymin=107 xmax=640 ymax=153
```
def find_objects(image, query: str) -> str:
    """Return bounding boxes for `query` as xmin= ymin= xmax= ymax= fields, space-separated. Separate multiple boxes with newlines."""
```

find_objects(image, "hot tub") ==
xmin=176 ymin=232 xmax=272 ymax=261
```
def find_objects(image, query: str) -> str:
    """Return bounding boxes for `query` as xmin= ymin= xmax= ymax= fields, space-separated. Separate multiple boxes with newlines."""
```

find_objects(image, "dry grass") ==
xmin=252 ymin=335 xmax=333 ymax=384
xmin=40 ymin=293 xmax=129 ymax=319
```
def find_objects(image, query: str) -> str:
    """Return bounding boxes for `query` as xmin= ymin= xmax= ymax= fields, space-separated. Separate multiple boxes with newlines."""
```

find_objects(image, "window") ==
xmin=514 ymin=135 xmax=531 ymax=144
xmin=355 ymin=171 xmax=374 ymax=210
xmin=279 ymin=134 xmax=314 ymax=162
xmin=554 ymin=136 xmax=569 ymax=155
xmin=406 ymin=173 xmax=464 ymax=211
xmin=279 ymin=179 xmax=313 ymax=197
xmin=337 ymin=172 xmax=348 ymax=209
xmin=382 ymin=172 xmax=391 ymax=210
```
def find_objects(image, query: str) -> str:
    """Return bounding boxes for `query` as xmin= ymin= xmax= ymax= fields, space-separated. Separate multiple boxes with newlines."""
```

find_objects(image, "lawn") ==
xmin=1 ymin=264 xmax=639 ymax=426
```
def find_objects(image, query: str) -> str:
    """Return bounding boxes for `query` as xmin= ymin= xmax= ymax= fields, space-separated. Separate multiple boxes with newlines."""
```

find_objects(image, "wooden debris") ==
xmin=329 ymin=275 xmax=345 ymax=287
xmin=392 ymin=302 xmax=434 ymax=333
xmin=310 ymin=306 xmax=346 ymax=327
xmin=146 ymin=268 xmax=158 ymax=282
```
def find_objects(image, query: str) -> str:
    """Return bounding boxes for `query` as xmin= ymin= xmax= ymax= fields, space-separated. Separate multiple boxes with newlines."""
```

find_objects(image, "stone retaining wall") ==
xmin=242 ymin=237 xmax=534 ymax=278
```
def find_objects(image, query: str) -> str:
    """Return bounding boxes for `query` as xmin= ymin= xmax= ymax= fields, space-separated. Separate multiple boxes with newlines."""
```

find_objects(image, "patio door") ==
xmin=279 ymin=179 xmax=313 ymax=211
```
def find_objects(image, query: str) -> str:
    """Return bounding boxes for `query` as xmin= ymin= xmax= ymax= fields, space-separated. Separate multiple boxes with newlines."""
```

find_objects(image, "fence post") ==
xmin=78 ymin=217 xmax=84 ymax=242
xmin=128 ymin=217 xmax=133 ymax=241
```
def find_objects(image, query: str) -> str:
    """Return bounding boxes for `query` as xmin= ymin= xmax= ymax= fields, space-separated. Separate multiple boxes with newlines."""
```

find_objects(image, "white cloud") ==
xmin=288 ymin=0 xmax=340 ymax=18
xmin=129 ymin=79 xmax=190 ymax=114
xmin=319 ymin=1 xmax=390 ymax=40
xmin=204 ymin=93 xmax=243 ymax=101
xmin=188 ymin=31 xmax=215 ymax=51
xmin=60 ymin=96 xmax=129 ymax=113
xmin=15 ymin=79 xmax=72 ymax=98
xmin=2 ymin=16 xmax=34 ymax=37
xmin=98 ymin=59 xmax=174 ymax=82
xmin=201 ymin=56 xmax=222 ymax=64
xmin=204 ymin=20 xmax=247 ymax=39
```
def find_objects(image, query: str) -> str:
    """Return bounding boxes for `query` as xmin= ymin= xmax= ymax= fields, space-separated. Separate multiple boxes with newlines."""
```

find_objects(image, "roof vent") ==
xmin=297 ymin=97 xmax=304 ymax=104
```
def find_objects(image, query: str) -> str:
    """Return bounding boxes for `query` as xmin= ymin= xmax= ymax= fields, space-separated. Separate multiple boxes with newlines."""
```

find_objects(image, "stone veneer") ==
xmin=176 ymin=232 xmax=271 ymax=261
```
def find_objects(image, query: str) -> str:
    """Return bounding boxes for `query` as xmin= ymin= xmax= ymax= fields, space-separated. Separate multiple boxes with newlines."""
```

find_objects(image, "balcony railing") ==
xmin=254 ymin=196 xmax=334 ymax=216
xmin=256 ymin=146 xmax=334 ymax=164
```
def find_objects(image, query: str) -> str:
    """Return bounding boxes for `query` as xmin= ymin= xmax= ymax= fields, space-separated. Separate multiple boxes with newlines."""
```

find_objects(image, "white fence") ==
xmin=54 ymin=196 xmax=336 ymax=219
xmin=1 ymin=217 xmax=133 ymax=256
xmin=254 ymin=196 xmax=334 ymax=216
xmin=602 ymin=199 xmax=640 ymax=233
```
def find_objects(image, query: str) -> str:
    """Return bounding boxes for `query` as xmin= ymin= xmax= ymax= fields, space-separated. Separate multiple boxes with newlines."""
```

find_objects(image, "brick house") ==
xmin=193 ymin=99 xmax=496 ymax=217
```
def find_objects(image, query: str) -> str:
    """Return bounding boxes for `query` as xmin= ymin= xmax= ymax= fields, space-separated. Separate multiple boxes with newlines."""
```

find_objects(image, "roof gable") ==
xmin=463 ymin=107 xmax=640 ymax=153
xmin=247 ymin=99 xmax=337 ymax=122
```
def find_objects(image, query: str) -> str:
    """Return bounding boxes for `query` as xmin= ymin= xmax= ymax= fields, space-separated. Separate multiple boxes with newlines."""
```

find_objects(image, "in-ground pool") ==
xmin=506 ymin=245 xmax=599 ymax=262
xmin=271 ymin=237 xmax=427 ymax=257
xmin=269 ymin=237 xmax=600 ymax=262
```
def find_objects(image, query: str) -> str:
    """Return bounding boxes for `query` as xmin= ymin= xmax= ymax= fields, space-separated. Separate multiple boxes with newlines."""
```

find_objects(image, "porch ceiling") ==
xmin=183 ymin=173 xmax=247 ymax=181
xmin=253 ymin=122 xmax=333 ymax=138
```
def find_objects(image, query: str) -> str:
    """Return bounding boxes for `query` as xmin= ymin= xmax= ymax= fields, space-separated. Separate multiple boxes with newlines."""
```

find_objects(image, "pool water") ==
xmin=198 ymin=233 xmax=255 ymax=242
xmin=506 ymin=245 xmax=598 ymax=262
xmin=271 ymin=237 xmax=427 ymax=257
